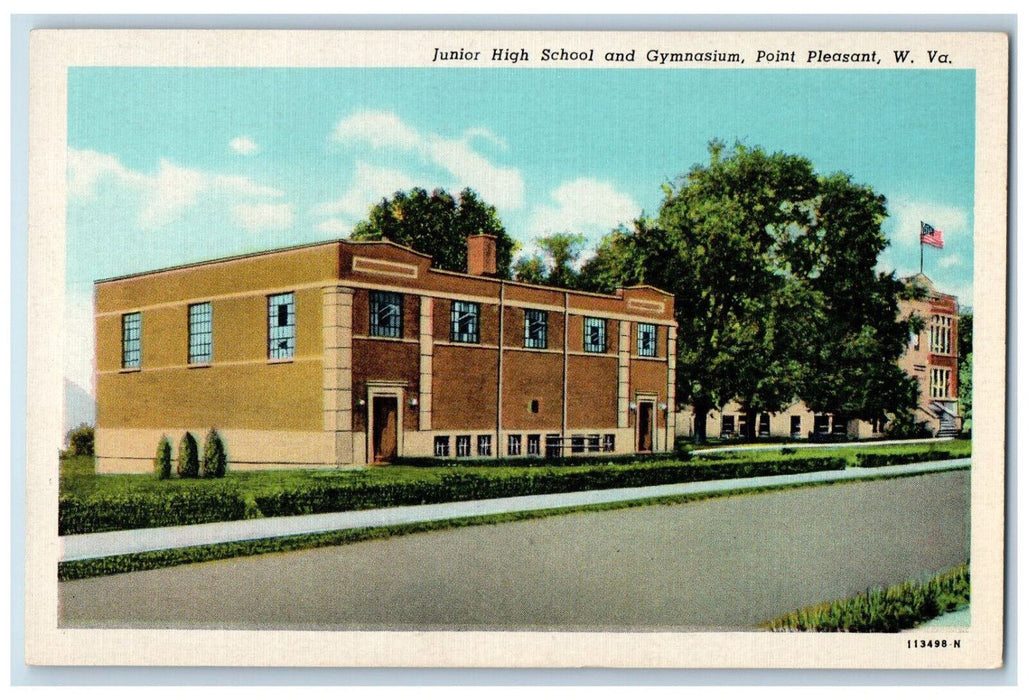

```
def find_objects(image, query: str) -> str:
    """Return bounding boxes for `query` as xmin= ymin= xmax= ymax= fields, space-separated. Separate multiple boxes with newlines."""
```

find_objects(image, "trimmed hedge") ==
xmin=254 ymin=456 xmax=846 ymax=518
xmin=853 ymin=449 xmax=969 ymax=469
xmin=59 ymin=489 xmax=249 ymax=536
xmin=59 ymin=455 xmax=846 ymax=535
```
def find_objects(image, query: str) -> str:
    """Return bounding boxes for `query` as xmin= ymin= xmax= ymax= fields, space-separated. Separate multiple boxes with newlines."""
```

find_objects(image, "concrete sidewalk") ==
xmin=60 ymin=457 xmax=970 ymax=563
xmin=689 ymin=436 xmax=955 ymax=455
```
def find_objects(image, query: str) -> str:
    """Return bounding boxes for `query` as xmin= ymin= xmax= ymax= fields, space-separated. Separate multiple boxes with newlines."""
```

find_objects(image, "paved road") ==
xmin=60 ymin=470 xmax=970 ymax=631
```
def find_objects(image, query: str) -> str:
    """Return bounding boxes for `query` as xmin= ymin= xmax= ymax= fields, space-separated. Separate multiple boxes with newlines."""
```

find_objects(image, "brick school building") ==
xmin=94 ymin=235 xmax=677 ymax=472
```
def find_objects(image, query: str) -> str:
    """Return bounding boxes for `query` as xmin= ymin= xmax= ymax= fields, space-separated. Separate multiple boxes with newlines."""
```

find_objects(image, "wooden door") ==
xmin=638 ymin=402 xmax=653 ymax=452
xmin=373 ymin=397 xmax=398 ymax=462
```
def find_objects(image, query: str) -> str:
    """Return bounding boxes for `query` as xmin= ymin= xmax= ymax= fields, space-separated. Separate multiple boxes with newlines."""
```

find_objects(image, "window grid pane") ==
xmin=584 ymin=317 xmax=606 ymax=353
xmin=434 ymin=436 xmax=450 ymax=457
xmin=524 ymin=309 xmax=547 ymax=349
xmin=508 ymin=434 xmax=522 ymax=456
xmin=370 ymin=291 xmax=403 ymax=338
xmin=121 ymin=312 xmax=141 ymax=368
xmin=268 ymin=292 xmax=296 ymax=359
xmin=456 ymin=435 xmax=472 ymax=457
xmin=450 ymin=301 xmax=480 ymax=343
xmin=477 ymin=435 xmax=492 ymax=457
xmin=188 ymin=302 xmax=212 ymax=364
xmin=638 ymin=323 xmax=657 ymax=357
xmin=527 ymin=435 xmax=540 ymax=456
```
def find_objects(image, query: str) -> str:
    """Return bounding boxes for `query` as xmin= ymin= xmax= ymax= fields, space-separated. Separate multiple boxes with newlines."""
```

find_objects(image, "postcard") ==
xmin=25 ymin=28 xmax=1008 ymax=669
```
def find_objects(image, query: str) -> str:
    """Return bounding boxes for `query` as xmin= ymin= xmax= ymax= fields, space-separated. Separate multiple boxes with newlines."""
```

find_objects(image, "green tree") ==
xmin=581 ymin=142 xmax=919 ymax=443
xmin=352 ymin=187 xmax=515 ymax=277
xmin=512 ymin=233 xmax=587 ymax=289
xmin=957 ymin=310 xmax=972 ymax=425
xmin=793 ymin=172 xmax=920 ymax=427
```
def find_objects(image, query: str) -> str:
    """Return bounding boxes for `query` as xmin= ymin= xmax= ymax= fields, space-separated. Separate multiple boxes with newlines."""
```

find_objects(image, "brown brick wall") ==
xmin=432 ymin=345 xmax=499 ymax=430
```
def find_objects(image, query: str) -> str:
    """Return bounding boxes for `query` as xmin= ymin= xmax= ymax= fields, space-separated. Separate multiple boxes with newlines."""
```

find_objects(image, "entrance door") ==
xmin=372 ymin=397 xmax=398 ymax=462
xmin=637 ymin=402 xmax=654 ymax=452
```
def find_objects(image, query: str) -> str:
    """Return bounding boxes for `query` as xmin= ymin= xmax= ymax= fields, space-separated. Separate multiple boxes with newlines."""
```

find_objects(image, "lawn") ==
xmin=61 ymin=438 xmax=971 ymax=502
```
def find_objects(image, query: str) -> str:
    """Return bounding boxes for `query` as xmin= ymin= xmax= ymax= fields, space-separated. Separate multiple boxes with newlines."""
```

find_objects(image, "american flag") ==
xmin=920 ymin=221 xmax=944 ymax=248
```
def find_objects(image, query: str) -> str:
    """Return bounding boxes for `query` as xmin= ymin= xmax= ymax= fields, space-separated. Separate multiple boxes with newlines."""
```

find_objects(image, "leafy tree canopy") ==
xmin=580 ymin=141 xmax=919 ymax=442
xmin=352 ymin=187 xmax=515 ymax=278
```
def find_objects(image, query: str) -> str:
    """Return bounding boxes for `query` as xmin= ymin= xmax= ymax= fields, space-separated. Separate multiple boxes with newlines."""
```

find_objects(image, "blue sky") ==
xmin=65 ymin=66 xmax=976 ymax=395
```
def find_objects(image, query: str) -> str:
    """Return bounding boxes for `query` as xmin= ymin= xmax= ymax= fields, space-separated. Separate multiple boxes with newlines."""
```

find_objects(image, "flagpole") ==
xmin=919 ymin=221 xmax=924 ymax=274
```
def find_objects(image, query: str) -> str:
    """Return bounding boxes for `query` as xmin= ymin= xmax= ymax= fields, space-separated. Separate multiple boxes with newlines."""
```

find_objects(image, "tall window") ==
xmin=637 ymin=322 xmax=657 ymax=357
xmin=121 ymin=312 xmax=141 ymax=368
xmin=450 ymin=301 xmax=480 ymax=343
xmin=931 ymin=368 xmax=952 ymax=398
xmin=268 ymin=292 xmax=295 ymax=359
xmin=524 ymin=309 xmax=548 ymax=349
xmin=930 ymin=315 xmax=953 ymax=354
xmin=369 ymin=291 xmax=403 ymax=338
xmin=584 ymin=317 xmax=606 ymax=353
xmin=188 ymin=302 xmax=212 ymax=364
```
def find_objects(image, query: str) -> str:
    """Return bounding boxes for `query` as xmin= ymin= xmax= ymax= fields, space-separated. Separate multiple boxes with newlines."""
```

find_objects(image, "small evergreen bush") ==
xmin=154 ymin=435 xmax=172 ymax=480
xmin=65 ymin=424 xmax=95 ymax=457
xmin=201 ymin=428 xmax=227 ymax=478
xmin=177 ymin=432 xmax=200 ymax=478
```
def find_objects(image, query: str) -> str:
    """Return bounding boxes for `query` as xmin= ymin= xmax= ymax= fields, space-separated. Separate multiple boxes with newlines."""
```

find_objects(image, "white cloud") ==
xmin=330 ymin=110 xmax=524 ymax=209
xmin=333 ymin=111 xmax=422 ymax=150
xmin=316 ymin=218 xmax=352 ymax=235
xmin=229 ymin=136 xmax=259 ymax=155
xmin=939 ymin=254 xmax=964 ymax=269
xmin=139 ymin=160 xmax=207 ymax=228
xmin=68 ymin=148 xmax=287 ymax=230
xmin=314 ymin=161 xmax=417 ymax=229
xmin=529 ymin=178 xmax=640 ymax=240
xmin=232 ymin=202 xmax=294 ymax=232
xmin=886 ymin=198 xmax=971 ymax=250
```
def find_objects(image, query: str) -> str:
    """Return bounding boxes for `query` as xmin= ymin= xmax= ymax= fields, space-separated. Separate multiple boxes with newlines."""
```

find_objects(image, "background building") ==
xmin=94 ymin=236 xmax=676 ymax=473
xmin=675 ymin=274 xmax=962 ymax=441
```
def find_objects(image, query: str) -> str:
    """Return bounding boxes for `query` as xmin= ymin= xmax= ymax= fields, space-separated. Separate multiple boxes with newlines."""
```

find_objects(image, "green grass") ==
xmin=59 ymin=467 xmax=970 ymax=581
xmin=62 ymin=439 xmax=970 ymax=500
xmin=763 ymin=563 xmax=970 ymax=632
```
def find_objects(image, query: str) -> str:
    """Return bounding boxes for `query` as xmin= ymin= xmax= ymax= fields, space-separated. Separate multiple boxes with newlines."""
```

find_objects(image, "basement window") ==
xmin=527 ymin=434 xmax=540 ymax=456
xmin=477 ymin=435 xmax=492 ymax=457
xmin=268 ymin=292 xmax=295 ymax=360
xmin=603 ymin=434 xmax=615 ymax=452
xmin=434 ymin=436 xmax=450 ymax=457
xmin=456 ymin=435 xmax=472 ymax=457
xmin=508 ymin=434 xmax=522 ymax=456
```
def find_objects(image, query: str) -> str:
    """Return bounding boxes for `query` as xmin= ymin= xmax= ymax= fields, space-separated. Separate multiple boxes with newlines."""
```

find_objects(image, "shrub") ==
xmin=177 ymin=432 xmax=200 ymax=478
xmin=154 ymin=436 xmax=172 ymax=480
xmin=65 ymin=424 xmax=95 ymax=457
xmin=201 ymin=428 xmax=227 ymax=478
xmin=886 ymin=412 xmax=931 ymax=439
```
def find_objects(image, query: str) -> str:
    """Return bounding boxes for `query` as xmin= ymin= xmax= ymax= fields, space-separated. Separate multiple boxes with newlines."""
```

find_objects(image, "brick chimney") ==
xmin=466 ymin=233 xmax=498 ymax=276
